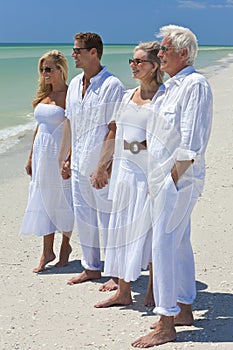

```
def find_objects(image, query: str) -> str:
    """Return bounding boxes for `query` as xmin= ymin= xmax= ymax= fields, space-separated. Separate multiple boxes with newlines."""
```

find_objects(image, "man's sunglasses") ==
xmin=159 ymin=46 xmax=176 ymax=52
xmin=73 ymin=47 xmax=92 ymax=54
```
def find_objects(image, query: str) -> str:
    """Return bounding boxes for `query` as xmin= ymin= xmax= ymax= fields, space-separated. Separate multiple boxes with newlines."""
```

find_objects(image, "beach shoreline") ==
xmin=0 ymin=131 xmax=33 ymax=184
xmin=1 ymin=44 xmax=233 ymax=158
xmin=1 ymin=63 xmax=233 ymax=349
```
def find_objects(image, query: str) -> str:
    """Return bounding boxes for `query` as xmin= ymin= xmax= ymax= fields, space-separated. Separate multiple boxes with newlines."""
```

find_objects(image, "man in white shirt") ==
xmin=132 ymin=25 xmax=213 ymax=348
xmin=59 ymin=32 xmax=125 ymax=287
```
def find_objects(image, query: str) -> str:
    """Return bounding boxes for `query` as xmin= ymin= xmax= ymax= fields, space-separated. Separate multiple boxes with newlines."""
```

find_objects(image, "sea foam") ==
xmin=0 ymin=121 xmax=36 ymax=154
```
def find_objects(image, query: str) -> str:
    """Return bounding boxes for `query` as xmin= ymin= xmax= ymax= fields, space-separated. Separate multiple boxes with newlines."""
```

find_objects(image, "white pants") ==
xmin=72 ymin=170 xmax=111 ymax=271
xmin=151 ymin=173 xmax=199 ymax=316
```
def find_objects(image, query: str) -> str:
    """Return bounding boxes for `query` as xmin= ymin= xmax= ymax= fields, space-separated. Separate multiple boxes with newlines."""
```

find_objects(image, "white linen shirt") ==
xmin=147 ymin=66 xmax=213 ymax=197
xmin=65 ymin=66 xmax=125 ymax=175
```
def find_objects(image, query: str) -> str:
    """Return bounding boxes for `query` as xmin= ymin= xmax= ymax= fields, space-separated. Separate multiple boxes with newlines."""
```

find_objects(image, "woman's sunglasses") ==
xmin=129 ymin=58 xmax=153 ymax=65
xmin=40 ymin=67 xmax=53 ymax=73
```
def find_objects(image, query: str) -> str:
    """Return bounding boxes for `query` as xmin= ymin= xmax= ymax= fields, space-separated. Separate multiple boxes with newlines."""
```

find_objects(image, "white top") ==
xmin=120 ymin=100 xmax=148 ymax=142
xmin=65 ymin=66 xmax=125 ymax=176
xmin=147 ymin=66 xmax=213 ymax=197
xmin=109 ymin=88 xmax=153 ymax=199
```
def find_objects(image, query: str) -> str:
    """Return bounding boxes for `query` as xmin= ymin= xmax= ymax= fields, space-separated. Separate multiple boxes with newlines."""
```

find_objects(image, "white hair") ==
xmin=156 ymin=24 xmax=198 ymax=65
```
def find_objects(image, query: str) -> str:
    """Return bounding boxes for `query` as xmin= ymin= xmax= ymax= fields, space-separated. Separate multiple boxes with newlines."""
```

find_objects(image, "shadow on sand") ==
xmin=38 ymin=260 xmax=233 ymax=344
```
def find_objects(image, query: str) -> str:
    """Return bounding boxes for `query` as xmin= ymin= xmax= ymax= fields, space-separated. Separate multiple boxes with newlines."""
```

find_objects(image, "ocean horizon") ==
xmin=1 ymin=43 xmax=233 ymax=155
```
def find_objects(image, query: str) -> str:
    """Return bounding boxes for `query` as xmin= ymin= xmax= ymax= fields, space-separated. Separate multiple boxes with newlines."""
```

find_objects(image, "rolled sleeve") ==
xmin=179 ymin=80 xmax=213 ymax=159
xmin=176 ymin=148 xmax=197 ymax=161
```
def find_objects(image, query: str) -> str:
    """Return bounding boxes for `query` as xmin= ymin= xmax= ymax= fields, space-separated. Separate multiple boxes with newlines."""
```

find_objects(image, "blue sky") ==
xmin=0 ymin=0 xmax=232 ymax=45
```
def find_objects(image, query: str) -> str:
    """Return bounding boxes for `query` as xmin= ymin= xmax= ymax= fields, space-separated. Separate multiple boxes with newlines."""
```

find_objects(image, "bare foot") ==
xmin=99 ymin=278 xmax=118 ymax=292
xmin=94 ymin=290 xmax=132 ymax=308
xmin=132 ymin=317 xmax=176 ymax=348
xmin=144 ymin=286 xmax=155 ymax=307
xmin=67 ymin=269 xmax=101 ymax=285
xmin=132 ymin=328 xmax=176 ymax=348
xmin=33 ymin=252 xmax=56 ymax=273
xmin=55 ymin=243 xmax=72 ymax=268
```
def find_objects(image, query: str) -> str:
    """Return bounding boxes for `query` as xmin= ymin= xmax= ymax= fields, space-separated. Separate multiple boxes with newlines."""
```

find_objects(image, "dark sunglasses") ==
xmin=40 ymin=66 xmax=53 ymax=74
xmin=159 ymin=45 xmax=176 ymax=52
xmin=129 ymin=58 xmax=153 ymax=65
xmin=72 ymin=47 xmax=91 ymax=54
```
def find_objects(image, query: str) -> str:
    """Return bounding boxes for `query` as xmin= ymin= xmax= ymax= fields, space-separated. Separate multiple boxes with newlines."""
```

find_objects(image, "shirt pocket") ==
xmin=162 ymin=104 xmax=177 ymax=128
xmin=153 ymin=105 xmax=179 ymax=147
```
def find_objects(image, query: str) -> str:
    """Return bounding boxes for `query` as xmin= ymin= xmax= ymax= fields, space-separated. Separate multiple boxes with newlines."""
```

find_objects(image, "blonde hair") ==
xmin=134 ymin=41 xmax=164 ymax=85
xmin=32 ymin=50 xmax=68 ymax=108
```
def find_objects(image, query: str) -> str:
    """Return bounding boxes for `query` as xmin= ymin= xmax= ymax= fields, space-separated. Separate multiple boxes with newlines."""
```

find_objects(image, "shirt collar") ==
xmin=90 ymin=65 xmax=107 ymax=84
xmin=80 ymin=66 xmax=107 ymax=85
xmin=151 ymin=84 xmax=166 ymax=103
xmin=165 ymin=66 xmax=196 ymax=88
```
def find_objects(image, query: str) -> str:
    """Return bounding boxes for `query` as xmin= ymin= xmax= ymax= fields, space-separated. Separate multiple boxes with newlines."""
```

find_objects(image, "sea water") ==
xmin=0 ymin=44 xmax=233 ymax=154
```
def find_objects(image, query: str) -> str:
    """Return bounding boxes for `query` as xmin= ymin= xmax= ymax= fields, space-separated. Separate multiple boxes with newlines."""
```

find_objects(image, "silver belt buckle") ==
xmin=129 ymin=141 xmax=140 ymax=154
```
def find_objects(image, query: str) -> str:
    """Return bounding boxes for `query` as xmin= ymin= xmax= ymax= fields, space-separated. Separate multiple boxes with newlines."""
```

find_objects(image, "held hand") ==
xmin=61 ymin=160 xmax=71 ymax=180
xmin=25 ymin=160 xmax=32 ymax=176
xmin=90 ymin=169 xmax=109 ymax=189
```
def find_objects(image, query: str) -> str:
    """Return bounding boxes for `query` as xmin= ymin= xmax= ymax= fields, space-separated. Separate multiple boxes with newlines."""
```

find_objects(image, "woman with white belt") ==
xmin=92 ymin=41 xmax=164 ymax=308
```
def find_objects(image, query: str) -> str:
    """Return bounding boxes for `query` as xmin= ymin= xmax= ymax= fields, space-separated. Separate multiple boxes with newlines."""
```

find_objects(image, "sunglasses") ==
xmin=129 ymin=58 xmax=153 ymax=65
xmin=72 ymin=47 xmax=91 ymax=54
xmin=40 ymin=66 xmax=53 ymax=73
xmin=159 ymin=45 xmax=176 ymax=52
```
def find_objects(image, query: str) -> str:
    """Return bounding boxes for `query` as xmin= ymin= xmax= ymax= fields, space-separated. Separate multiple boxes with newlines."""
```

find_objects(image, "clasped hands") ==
xmin=60 ymin=160 xmax=110 ymax=188
xmin=90 ymin=166 xmax=109 ymax=189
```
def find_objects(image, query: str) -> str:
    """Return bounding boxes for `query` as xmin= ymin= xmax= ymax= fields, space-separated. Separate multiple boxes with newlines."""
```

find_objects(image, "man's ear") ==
xmin=180 ymin=48 xmax=188 ymax=61
xmin=90 ymin=47 xmax=97 ymax=56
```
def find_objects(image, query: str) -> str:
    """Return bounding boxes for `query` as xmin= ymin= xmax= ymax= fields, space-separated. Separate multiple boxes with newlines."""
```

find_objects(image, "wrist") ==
xmin=171 ymin=171 xmax=178 ymax=185
xmin=97 ymin=163 xmax=107 ymax=173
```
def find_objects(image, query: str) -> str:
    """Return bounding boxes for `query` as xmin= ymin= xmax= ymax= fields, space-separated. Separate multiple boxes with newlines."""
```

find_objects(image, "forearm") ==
xmin=25 ymin=125 xmax=38 ymax=176
xmin=96 ymin=123 xmax=116 ymax=173
xmin=90 ymin=122 xmax=116 ymax=189
xmin=97 ymin=138 xmax=115 ymax=173
xmin=28 ymin=125 xmax=38 ymax=160
xmin=171 ymin=160 xmax=194 ymax=184
xmin=58 ymin=119 xmax=71 ymax=168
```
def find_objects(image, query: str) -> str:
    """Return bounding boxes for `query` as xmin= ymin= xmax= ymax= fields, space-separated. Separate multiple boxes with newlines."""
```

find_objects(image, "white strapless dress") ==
xmin=20 ymin=103 xmax=74 ymax=236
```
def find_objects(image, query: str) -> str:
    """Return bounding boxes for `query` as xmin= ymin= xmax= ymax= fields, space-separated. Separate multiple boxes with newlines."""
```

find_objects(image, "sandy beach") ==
xmin=1 ymin=63 xmax=233 ymax=350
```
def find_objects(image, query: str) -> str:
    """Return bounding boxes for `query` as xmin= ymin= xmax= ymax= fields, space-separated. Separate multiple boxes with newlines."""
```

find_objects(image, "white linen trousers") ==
xmin=72 ymin=170 xmax=111 ymax=271
xmin=151 ymin=173 xmax=199 ymax=316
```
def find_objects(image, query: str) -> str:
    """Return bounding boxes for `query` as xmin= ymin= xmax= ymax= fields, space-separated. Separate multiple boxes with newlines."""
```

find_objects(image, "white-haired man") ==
xmin=132 ymin=24 xmax=213 ymax=348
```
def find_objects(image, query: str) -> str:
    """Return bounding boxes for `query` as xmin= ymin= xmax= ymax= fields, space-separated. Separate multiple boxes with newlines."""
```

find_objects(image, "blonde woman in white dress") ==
xmin=92 ymin=42 xmax=164 ymax=308
xmin=20 ymin=50 xmax=74 ymax=272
